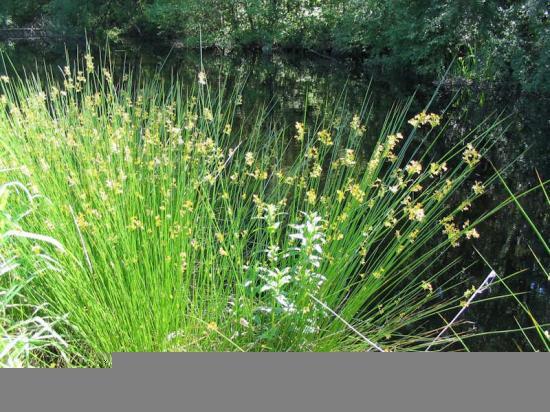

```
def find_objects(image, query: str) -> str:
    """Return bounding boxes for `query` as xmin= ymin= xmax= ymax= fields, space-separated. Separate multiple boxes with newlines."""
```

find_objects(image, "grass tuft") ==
xmin=0 ymin=50 xmax=512 ymax=364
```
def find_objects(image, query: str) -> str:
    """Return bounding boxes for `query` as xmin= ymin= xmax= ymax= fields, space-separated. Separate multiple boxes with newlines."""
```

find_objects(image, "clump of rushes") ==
xmin=0 ymin=50 xmax=505 ymax=365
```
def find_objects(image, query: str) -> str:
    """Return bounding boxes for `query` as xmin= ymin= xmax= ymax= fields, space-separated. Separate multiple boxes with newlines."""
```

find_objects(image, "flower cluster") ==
xmin=408 ymin=111 xmax=441 ymax=128
xmin=294 ymin=122 xmax=305 ymax=142
xmin=317 ymin=129 xmax=333 ymax=146
xmin=350 ymin=114 xmax=366 ymax=135
xmin=240 ymin=212 xmax=328 ymax=347
xmin=462 ymin=143 xmax=481 ymax=167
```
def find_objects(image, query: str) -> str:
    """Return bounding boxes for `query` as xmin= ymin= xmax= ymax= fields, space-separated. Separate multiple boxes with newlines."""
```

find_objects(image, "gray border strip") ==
xmin=0 ymin=353 xmax=547 ymax=411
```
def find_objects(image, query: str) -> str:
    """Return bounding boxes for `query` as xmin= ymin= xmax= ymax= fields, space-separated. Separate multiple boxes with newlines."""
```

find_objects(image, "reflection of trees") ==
xmin=437 ymin=88 xmax=549 ymax=350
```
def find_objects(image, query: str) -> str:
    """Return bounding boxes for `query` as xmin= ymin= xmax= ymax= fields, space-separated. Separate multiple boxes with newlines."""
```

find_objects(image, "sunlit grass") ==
xmin=0 ymin=49 xmax=513 ymax=365
xmin=1 ymin=179 xmax=67 ymax=367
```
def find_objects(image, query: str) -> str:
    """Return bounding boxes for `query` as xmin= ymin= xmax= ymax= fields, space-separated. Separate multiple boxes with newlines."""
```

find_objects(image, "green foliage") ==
xmin=1 ymin=179 xmax=67 ymax=367
xmin=484 ymin=1 xmax=550 ymax=93
xmin=143 ymin=0 xmax=333 ymax=49
xmin=0 ymin=1 xmax=49 ymax=26
xmin=44 ymin=0 xmax=150 ymax=36
xmin=1 ymin=1 xmax=547 ymax=91
xmin=0 ymin=49 xmax=513 ymax=363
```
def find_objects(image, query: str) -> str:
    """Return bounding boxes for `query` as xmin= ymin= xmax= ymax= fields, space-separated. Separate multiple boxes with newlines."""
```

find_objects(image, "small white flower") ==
xmin=198 ymin=71 xmax=207 ymax=85
xmin=275 ymin=294 xmax=296 ymax=313
xmin=289 ymin=231 xmax=307 ymax=244
xmin=166 ymin=330 xmax=184 ymax=341
xmin=266 ymin=244 xmax=280 ymax=261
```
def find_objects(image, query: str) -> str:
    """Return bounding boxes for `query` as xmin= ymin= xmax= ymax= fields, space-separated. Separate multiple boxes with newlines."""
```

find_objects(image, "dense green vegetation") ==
xmin=1 ymin=1 xmax=548 ymax=91
xmin=0 ymin=3 xmax=547 ymax=366
xmin=1 ymin=180 xmax=67 ymax=367
xmin=4 ymin=49 xmax=543 ymax=365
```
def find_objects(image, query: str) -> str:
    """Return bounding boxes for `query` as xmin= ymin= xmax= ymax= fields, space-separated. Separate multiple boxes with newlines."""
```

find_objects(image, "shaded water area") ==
xmin=2 ymin=40 xmax=548 ymax=351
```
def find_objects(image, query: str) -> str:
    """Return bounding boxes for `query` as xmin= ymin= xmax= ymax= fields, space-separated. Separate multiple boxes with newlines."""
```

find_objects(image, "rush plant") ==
xmin=0 ymin=51 xmax=511 ymax=365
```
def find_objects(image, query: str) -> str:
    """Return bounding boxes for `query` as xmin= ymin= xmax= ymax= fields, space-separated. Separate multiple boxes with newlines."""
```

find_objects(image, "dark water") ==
xmin=2 ymin=40 xmax=548 ymax=351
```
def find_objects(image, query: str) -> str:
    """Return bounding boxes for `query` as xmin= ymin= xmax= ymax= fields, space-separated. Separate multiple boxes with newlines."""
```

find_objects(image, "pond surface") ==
xmin=2 ymin=39 xmax=548 ymax=351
